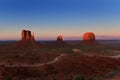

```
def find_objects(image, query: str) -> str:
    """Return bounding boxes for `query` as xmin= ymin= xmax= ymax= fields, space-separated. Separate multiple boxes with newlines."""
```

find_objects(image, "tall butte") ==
xmin=1 ymin=30 xmax=41 ymax=49
xmin=21 ymin=30 xmax=35 ymax=42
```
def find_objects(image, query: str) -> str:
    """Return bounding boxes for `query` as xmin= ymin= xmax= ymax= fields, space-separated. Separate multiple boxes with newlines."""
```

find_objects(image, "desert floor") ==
xmin=0 ymin=40 xmax=120 ymax=80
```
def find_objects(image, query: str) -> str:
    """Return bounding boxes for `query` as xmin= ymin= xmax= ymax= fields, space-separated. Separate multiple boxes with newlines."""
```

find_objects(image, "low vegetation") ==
xmin=1 ymin=41 xmax=120 ymax=80
xmin=72 ymin=75 xmax=85 ymax=80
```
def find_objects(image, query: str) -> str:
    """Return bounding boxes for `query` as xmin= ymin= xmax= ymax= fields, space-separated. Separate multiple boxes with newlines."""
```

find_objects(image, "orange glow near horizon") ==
xmin=0 ymin=35 xmax=120 ymax=40
xmin=0 ymin=28 xmax=120 ymax=40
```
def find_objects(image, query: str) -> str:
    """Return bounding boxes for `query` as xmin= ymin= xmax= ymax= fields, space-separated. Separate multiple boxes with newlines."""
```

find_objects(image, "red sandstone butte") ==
xmin=83 ymin=32 xmax=95 ymax=41
xmin=80 ymin=32 xmax=100 ymax=45
xmin=21 ymin=30 xmax=35 ymax=42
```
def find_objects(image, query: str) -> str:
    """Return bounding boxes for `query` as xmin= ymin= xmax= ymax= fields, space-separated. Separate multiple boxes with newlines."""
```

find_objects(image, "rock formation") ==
xmin=0 ymin=30 xmax=43 ymax=50
xmin=17 ymin=29 xmax=43 ymax=48
xmin=81 ymin=32 xmax=99 ymax=45
xmin=83 ymin=32 xmax=95 ymax=41
xmin=21 ymin=30 xmax=35 ymax=42
xmin=56 ymin=35 xmax=65 ymax=45
xmin=57 ymin=35 xmax=63 ymax=42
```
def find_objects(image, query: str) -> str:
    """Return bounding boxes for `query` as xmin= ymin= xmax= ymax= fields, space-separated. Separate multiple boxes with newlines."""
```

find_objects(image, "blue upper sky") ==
xmin=0 ymin=0 xmax=120 ymax=40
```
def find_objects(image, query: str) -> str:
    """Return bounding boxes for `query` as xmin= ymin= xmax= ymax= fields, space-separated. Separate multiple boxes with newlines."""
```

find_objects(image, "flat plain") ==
xmin=0 ymin=40 xmax=120 ymax=80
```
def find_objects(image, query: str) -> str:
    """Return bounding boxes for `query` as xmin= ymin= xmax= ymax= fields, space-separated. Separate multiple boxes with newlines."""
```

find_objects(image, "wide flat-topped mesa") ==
xmin=83 ymin=32 xmax=95 ymax=41
xmin=21 ymin=30 xmax=35 ymax=42
xmin=80 ymin=32 xmax=99 ymax=45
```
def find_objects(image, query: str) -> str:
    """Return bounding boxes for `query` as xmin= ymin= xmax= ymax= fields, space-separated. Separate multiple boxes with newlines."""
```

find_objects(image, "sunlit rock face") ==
xmin=1 ymin=30 xmax=42 ymax=49
xmin=83 ymin=32 xmax=95 ymax=41
xmin=80 ymin=32 xmax=99 ymax=45
xmin=21 ymin=30 xmax=35 ymax=42
xmin=56 ymin=35 xmax=66 ymax=45
xmin=21 ymin=30 xmax=26 ymax=41
xmin=57 ymin=35 xmax=63 ymax=41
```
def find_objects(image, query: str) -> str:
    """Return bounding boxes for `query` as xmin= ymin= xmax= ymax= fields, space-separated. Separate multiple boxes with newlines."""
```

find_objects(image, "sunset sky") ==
xmin=0 ymin=0 xmax=120 ymax=40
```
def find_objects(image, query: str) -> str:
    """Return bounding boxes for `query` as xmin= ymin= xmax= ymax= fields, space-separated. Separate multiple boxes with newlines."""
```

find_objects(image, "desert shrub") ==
xmin=5 ymin=77 xmax=13 ymax=80
xmin=72 ymin=75 xmax=85 ymax=80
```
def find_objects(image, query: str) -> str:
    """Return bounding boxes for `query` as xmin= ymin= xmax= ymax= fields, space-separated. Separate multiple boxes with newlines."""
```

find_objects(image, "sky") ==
xmin=0 ymin=0 xmax=120 ymax=40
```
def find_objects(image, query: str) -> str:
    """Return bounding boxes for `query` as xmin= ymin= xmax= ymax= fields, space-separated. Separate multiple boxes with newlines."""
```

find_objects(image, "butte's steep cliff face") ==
xmin=1 ymin=30 xmax=43 ymax=50
xmin=21 ymin=30 xmax=35 ymax=42
xmin=17 ymin=30 xmax=42 ymax=48
xmin=83 ymin=32 xmax=95 ymax=41
xmin=80 ymin=32 xmax=99 ymax=45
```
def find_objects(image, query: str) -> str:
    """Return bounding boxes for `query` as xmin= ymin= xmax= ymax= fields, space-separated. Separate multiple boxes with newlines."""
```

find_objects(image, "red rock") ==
xmin=80 ymin=32 xmax=100 ymax=45
xmin=21 ymin=30 xmax=27 ymax=41
xmin=55 ymin=35 xmax=66 ymax=45
xmin=21 ymin=30 xmax=35 ymax=42
xmin=83 ymin=32 xmax=95 ymax=41
xmin=26 ymin=30 xmax=31 ymax=41
xmin=31 ymin=32 xmax=35 ymax=41
xmin=57 ymin=35 xmax=63 ymax=41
